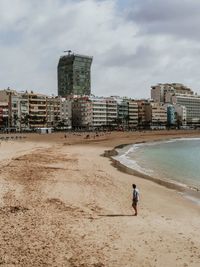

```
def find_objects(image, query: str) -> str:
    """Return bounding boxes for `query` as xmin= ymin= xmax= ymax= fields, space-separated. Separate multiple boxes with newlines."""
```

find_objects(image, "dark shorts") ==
xmin=132 ymin=200 xmax=138 ymax=207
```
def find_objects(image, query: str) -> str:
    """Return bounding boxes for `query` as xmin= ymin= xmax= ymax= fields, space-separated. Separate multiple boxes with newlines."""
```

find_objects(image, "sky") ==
xmin=0 ymin=0 xmax=200 ymax=98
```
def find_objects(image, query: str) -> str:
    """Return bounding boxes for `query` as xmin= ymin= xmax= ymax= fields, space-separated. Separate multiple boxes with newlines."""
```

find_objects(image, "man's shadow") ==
xmin=99 ymin=214 xmax=134 ymax=217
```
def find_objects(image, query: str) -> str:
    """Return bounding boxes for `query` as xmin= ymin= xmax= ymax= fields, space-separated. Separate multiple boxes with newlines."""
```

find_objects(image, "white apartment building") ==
xmin=152 ymin=103 xmax=167 ymax=126
xmin=106 ymin=97 xmax=117 ymax=126
xmin=172 ymin=94 xmax=200 ymax=124
xmin=174 ymin=104 xmax=187 ymax=126
xmin=128 ymin=100 xmax=138 ymax=128
xmin=72 ymin=96 xmax=122 ymax=129
xmin=90 ymin=97 xmax=107 ymax=128
xmin=72 ymin=96 xmax=117 ymax=129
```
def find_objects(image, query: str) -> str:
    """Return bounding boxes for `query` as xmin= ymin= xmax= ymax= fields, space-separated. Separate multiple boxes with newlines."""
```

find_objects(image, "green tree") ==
xmin=13 ymin=113 xmax=18 ymax=128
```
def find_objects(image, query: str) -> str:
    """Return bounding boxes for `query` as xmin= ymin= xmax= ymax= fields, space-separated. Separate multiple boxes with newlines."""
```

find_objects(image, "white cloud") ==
xmin=0 ymin=0 xmax=200 ymax=98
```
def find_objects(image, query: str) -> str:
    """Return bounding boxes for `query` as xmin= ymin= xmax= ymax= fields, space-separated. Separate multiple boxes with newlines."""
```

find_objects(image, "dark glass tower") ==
xmin=57 ymin=53 xmax=93 ymax=97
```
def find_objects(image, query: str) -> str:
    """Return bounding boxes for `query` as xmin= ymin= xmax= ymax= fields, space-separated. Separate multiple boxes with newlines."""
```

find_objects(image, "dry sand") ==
xmin=0 ymin=131 xmax=200 ymax=267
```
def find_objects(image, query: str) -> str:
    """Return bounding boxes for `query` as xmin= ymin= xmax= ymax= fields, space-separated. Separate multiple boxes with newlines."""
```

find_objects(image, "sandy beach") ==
xmin=0 ymin=131 xmax=200 ymax=267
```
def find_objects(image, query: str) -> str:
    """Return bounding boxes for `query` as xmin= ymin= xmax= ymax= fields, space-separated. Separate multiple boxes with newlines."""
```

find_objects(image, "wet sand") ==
xmin=0 ymin=131 xmax=200 ymax=266
xmin=108 ymin=142 xmax=200 ymax=204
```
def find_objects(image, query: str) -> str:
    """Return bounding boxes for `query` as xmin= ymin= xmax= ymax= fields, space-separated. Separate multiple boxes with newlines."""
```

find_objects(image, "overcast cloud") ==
xmin=0 ymin=0 xmax=200 ymax=98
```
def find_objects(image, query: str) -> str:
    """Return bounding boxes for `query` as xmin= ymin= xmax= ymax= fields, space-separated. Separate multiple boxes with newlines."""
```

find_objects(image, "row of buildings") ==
xmin=151 ymin=83 xmax=200 ymax=127
xmin=69 ymin=82 xmax=200 ymax=130
xmin=1 ymin=82 xmax=200 ymax=131
xmin=0 ymin=89 xmax=72 ymax=131
xmin=1 ymin=51 xmax=200 ymax=131
xmin=56 ymin=52 xmax=200 ymax=130
xmin=0 ymin=89 xmax=139 ymax=131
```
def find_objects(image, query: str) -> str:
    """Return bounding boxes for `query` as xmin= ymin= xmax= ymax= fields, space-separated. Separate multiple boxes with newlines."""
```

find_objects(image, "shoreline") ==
xmin=104 ymin=138 xmax=200 ymax=205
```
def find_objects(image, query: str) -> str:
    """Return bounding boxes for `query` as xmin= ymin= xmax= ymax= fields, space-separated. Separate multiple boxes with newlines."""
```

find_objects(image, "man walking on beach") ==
xmin=132 ymin=184 xmax=139 ymax=216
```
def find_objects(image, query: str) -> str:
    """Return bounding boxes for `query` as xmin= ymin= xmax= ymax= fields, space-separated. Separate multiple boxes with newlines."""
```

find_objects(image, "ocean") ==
xmin=114 ymin=138 xmax=200 ymax=190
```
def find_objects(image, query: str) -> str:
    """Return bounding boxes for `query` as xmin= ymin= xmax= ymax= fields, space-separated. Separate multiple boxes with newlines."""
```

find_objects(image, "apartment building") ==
xmin=58 ymin=53 xmax=93 ymax=97
xmin=90 ymin=96 xmax=107 ymax=128
xmin=60 ymin=98 xmax=72 ymax=129
xmin=172 ymin=94 xmax=200 ymax=124
xmin=174 ymin=104 xmax=187 ymax=126
xmin=28 ymin=92 xmax=47 ymax=128
xmin=0 ymin=102 xmax=8 ymax=129
xmin=117 ymin=98 xmax=129 ymax=127
xmin=151 ymin=83 xmax=193 ymax=103
xmin=114 ymin=97 xmax=138 ymax=129
xmin=165 ymin=105 xmax=176 ymax=126
xmin=46 ymin=96 xmax=61 ymax=127
xmin=72 ymin=96 xmax=118 ymax=130
xmin=150 ymin=103 xmax=167 ymax=126
xmin=128 ymin=100 xmax=138 ymax=128
xmin=136 ymin=100 xmax=151 ymax=128
xmin=72 ymin=96 xmax=92 ymax=129
xmin=0 ymin=89 xmax=30 ymax=130
xmin=106 ymin=97 xmax=117 ymax=127
xmin=0 ymin=88 xmax=16 ymax=128
xmin=11 ymin=93 xmax=29 ymax=130
xmin=137 ymin=101 xmax=167 ymax=129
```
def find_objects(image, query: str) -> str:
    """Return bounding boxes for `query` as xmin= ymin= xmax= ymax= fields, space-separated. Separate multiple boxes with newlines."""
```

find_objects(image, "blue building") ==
xmin=167 ymin=105 xmax=176 ymax=126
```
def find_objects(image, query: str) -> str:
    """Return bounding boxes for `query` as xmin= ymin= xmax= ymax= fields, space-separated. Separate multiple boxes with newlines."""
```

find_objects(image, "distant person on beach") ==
xmin=132 ymin=184 xmax=139 ymax=216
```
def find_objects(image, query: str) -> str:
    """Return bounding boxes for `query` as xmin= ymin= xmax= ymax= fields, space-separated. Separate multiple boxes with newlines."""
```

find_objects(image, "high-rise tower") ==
xmin=57 ymin=52 xmax=93 ymax=97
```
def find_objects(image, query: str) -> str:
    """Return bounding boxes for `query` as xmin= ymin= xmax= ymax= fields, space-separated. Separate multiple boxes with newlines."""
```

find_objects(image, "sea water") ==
xmin=115 ymin=138 xmax=200 ymax=190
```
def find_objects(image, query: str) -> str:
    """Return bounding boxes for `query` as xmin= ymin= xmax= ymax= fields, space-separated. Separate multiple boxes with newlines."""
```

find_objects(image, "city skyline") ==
xmin=1 ymin=0 xmax=200 ymax=98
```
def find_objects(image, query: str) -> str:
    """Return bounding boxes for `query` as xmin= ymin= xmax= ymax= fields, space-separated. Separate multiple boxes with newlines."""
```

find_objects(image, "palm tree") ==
xmin=175 ymin=112 xmax=182 ymax=129
xmin=13 ymin=113 xmax=18 ymax=129
xmin=124 ymin=115 xmax=130 ymax=129
xmin=21 ymin=114 xmax=30 ymax=130
xmin=112 ymin=118 xmax=122 ymax=129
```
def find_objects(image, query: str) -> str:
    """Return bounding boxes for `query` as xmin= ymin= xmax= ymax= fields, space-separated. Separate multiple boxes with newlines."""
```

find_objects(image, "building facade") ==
xmin=46 ymin=96 xmax=61 ymax=128
xmin=72 ymin=96 xmax=92 ymax=129
xmin=166 ymin=105 xmax=176 ymax=126
xmin=137 ymin=100 xmax=151 ymax=128
xmin=28 ymin=92 xmax=47 ymax=128
xmin=91 ymin=96 xmax=107 ymax=128
xmin=11 ymin=93 xmax=29 ymax=131
xmin=0 ymin=102 xmax=8 ymax=129
xmin=150 ymin=102 xmax=167 ymax=128
xmin=151 ymin=83 xmax=193 ymax=103
xmin=58 ymin=53 xmax=93 ymax=97
xmin=117 ymin=98 xmax=129 ymax=128
xmin=106 ymin=97 xmax=117 ymax=127
xmin=128 ymin=100 xmax=138 ymax=128
xmin=60 ymin=98 xmax=72 ymax=129
xmin=172 ymin=94 xmax=200 ymax=125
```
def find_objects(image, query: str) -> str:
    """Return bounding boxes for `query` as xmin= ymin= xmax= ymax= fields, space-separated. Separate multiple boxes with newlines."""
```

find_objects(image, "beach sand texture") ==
xmin=0 ymin=131 xmax=200 ymax=267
